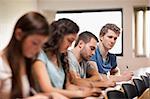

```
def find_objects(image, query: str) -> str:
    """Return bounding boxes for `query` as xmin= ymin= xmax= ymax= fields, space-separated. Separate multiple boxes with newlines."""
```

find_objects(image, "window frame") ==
xmin=134 ymin=7 xmax=150 ymax=57
xmin=56 ymin=8 xmax=123 ymax=56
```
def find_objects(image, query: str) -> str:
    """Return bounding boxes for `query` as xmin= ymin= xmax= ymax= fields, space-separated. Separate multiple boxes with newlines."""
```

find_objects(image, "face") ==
xmin=80 ymin=38 xmax=97 ymax=61
xmin=100 ymin=29 xmax=119 ymax=50
xmin=59 ymin=33 xmax=77 ymax=53
xmin=22 ymin=34 xmax=48 ymax=58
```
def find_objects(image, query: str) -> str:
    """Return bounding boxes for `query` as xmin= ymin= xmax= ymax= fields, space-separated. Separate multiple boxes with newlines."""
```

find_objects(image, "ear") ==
xmin=15 ymin=28 xmax=23 ymax=40
xmin=78 ymin=40 xmax=84 ymax=48
xmin=100 ymin=36 xmax=103 ymax=41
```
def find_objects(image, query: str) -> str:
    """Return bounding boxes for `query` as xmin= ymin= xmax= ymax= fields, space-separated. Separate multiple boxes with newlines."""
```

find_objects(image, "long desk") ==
xmin=101 ymin=66 xmax=150 ymax=99
xmin=138 ymin=88 xmax=150 ymax=99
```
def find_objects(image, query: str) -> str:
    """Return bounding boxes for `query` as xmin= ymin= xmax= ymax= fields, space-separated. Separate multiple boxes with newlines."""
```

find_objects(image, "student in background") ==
xmin=89 ymin=23 xmax=133 ymax=82
xmin=32 ymin=18 xmax=101 ymax=98
xmin=68 ymin=31 xmax=115 ymax=88
xmin=0 ymin=11 xmax=67 ymax=99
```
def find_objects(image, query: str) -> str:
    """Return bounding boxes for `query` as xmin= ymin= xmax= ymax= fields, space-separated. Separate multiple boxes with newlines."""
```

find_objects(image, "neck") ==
xmin=99 ymin=42 xmax=108 ymax=59
xmin=72 ymin=48 xmax=82 ymax=63
xmin=47 ymin=51 xmax=59 ymax=67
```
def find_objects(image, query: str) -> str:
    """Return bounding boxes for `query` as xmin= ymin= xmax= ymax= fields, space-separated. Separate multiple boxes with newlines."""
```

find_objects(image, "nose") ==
xmin=110 ymin=38 xmax=115 ymax=44
xmin=91 ymin=50 xmax=95 ymax=56
xmin=35 ymin=46 xmax=42 ymax=54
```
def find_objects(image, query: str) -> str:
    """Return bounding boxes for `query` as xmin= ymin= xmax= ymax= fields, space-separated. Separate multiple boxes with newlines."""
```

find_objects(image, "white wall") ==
xmin=0 ymin=0 xmax=37 ymax=51
xmin=0 ymin=0 xmax=150 ymax=72
xmin=38 ymin=0 xmax=150 ymax=72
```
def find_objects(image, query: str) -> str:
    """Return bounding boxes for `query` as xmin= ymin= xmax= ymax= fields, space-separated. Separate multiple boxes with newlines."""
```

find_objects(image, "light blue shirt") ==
xmin=37 ymin=50 xmax=65 ymax=89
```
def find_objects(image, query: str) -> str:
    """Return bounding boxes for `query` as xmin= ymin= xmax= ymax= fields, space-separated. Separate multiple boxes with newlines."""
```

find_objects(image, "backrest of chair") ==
xmin=146 ymin=72 xmax=150 ymax=77
xmin=122 ymin=83 xmax=138 ymax=99
xmin=133 ymin=78 xmax=146 ymax=96
xmin=107 ymin=90 xmax=125 ymax=99
xmin=146 ymin=72 xmax=150 ymax=87
xmin=141 ymin=75 xmax=149 ymax=88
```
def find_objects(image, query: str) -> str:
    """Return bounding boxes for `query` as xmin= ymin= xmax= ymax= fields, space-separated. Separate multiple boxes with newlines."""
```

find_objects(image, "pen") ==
xmin=107 ymin=71 xmax=110 ymax=79
xmin=126 ymin=65 xmax=129 ymax=70
xmin=30 ymin=88 xmax=37 ymax=95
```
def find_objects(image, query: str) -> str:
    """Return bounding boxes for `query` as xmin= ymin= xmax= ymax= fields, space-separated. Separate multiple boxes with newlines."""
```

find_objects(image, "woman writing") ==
xmin=32 ymin=18 xmax=101 ymax=98
xmin=0 ymin=12 xmax=67 ymax=99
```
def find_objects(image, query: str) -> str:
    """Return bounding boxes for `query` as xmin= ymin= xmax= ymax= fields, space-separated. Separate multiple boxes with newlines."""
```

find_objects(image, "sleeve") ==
xmin=0 ymin=57 xmax=12 ymax=80
xmin=86 ymin=62 xmax=95 ymax=72
xmin=36 ymin=50 xmax=48 ymax=65
xmin=67 ymin=51 xmax=80 ymax=78
xmin=110 ymin=54 xmax=117 ymax=69
xmin=68 ymin=57 xmax=78 ymax=75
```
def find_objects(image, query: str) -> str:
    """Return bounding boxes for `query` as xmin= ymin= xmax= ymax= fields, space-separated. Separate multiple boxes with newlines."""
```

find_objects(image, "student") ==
xmin=89 ymin=23 xmax=133 ymax=82
xmin=68 ymin=31 xmax=115 ymax=88
xmin=32 ymin=18 xmax=100 ymax=98
xmin=0 ymin=11 xmax=52 ymax=98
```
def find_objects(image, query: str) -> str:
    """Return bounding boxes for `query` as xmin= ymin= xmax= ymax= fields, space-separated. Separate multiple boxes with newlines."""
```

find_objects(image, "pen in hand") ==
xmin=30 ymin=88 xmax=37 ymax=95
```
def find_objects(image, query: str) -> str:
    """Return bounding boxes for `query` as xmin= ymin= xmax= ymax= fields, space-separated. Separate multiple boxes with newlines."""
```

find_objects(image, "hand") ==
xmin=24 ymin=94 xmax=48 ymax=99
xmin=121 ymin=71 xmax=134 ymax=81
xmin=81 ymin=87 xmax=102 ymax=97
xmin=103 ymin=80 xmax=116 ymax=87
xmin=50 ymin=92 xmax=69 ymax=99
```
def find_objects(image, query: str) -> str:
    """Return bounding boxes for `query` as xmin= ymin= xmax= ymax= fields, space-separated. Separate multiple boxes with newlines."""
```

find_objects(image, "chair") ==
xmin=133 ymin=78 xmax=146 ymax=96
xmin=146 ymin=72 xmax=150 ymax=82
xmin=107 ymin=90 xmax=126 ymax=99
xmin=122 ymin=83 xmax=138 ymax=99
xmin=141 ymin=75 xmax=149 ymax=88
xmin=146 ymin=72 xmax=150 ymax=77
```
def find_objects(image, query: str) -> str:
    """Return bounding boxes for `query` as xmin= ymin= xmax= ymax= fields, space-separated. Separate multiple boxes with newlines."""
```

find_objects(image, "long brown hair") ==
xmin=4 ymin=12 xmax=49 ymax=98
xmin=43 ymin=18 xmax=79 ymax=88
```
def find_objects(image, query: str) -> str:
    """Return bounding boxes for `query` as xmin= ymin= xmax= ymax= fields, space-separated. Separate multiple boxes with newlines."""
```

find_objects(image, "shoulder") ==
xmin=67 ymin=50 xmax=74 ymax=57
xmin=36 ymin=50 xmax=49 ymax=64
xmin=0 ymin=53 xmax=12 ymax=80
xmin=67 ymin=50 xmax=76 ymax=62
xmin=37 ymin=50 xmax=47 ymax=59
xmin=108 ymin=53 xmax=116 ymax=58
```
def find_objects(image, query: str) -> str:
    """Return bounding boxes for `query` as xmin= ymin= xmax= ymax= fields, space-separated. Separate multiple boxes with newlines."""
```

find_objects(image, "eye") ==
xmin=32 ymin=41 xmax=38 ymax=46
xmin=108 ymin=36 xmax=113 ymax=38
xmin=90 ymin=46 xmax=96 ymax=51
xmin=114 ymin=37 xmax=117 ymax=40
xmin=67 ymin=38 xmax=74 ymax=44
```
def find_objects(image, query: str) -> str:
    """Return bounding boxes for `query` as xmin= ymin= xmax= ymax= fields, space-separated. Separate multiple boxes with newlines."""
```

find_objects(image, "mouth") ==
xmin=109 ymin=44 xmax=114 ymax=47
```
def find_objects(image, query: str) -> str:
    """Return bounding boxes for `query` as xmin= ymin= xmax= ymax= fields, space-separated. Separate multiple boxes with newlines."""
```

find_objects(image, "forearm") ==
xmin=100 ymin=72 xmax=121 ymax=82
xmin=45 ymin=88 xmax=85 ymax=98
xmin=83 ymin=75 xmax=101 ymax=81
xmin=71 ymin=78 xmax=92 ymax=88
xmin=109 ymin=75 xmax=123 ymax=82
xmin=93 ymin=81 xmax=110 ymax=88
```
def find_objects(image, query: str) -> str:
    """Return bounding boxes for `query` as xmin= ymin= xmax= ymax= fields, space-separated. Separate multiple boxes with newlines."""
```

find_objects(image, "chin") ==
xmin=25 ymin=54 xmax=35 ymax=59
xmin=61 ymin=50 xmax=67 ymax=53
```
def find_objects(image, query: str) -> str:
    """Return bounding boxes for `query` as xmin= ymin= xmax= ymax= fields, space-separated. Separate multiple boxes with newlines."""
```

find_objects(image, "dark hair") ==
xmin=74 ymin=31 xmax=99 ymax=47
xmin=99 ymin=23 xmax=120 ymax=37
xmin=44 ymin=18 xmax=79 ymax=54
xmin=4 ymin=11 xmax=49 ymax=98
xmin=43 ymin=18 xmax=79 ymax=89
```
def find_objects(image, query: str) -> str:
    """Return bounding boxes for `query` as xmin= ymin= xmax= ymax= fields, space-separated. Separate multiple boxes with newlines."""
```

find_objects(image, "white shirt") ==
xmin=0 ymin=54 xmax=30 ymax=97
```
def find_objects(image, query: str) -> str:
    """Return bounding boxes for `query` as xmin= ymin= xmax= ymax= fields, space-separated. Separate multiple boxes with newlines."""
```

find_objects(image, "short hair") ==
xmin=99 ymin=23 xmax=120 ymax=37
xmin=74 ymin=31 xmax=98 ymax=47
